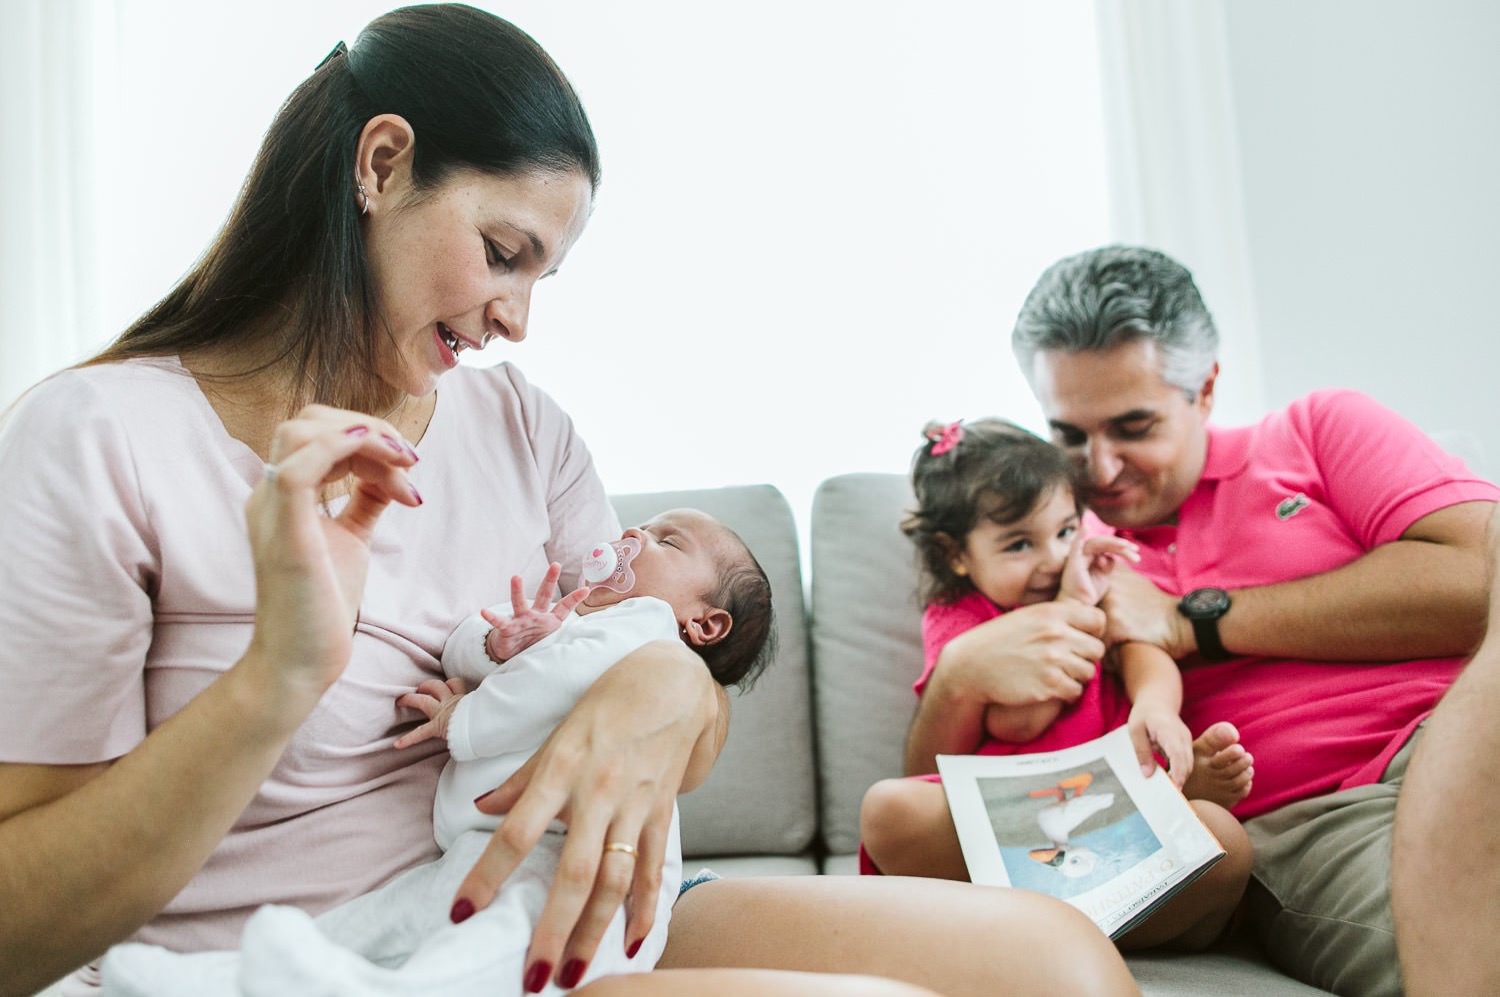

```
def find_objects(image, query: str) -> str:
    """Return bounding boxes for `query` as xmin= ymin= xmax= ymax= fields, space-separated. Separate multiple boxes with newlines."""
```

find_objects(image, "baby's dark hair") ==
xmin=698 ymin=528 xmax=776 ymax=690
xmin=901 ymin=418 xmax=1081 ymax=606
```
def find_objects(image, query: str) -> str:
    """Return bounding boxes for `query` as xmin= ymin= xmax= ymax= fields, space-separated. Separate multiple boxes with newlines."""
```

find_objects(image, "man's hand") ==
xmin=482 ymin=563 xmax=592 ymax=663
xmin=905 ymin=600 xmax=1106 ymax=773
xmin=1100 ymin=563 xmax=1194 ymax=659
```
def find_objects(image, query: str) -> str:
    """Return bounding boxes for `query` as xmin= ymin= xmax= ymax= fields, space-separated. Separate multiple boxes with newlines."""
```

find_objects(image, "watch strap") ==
xmin=1191 ymin=615 xmax=1232 ymax=662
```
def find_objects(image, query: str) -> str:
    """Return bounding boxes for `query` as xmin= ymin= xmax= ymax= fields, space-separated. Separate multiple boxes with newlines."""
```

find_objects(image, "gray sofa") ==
xmin=614 ymin=475 xmax=1335 ymax=996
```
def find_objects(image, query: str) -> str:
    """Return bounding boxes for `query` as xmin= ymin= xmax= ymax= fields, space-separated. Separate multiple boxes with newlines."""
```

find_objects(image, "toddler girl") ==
xmin=860 ymin=419 xmax=1253 ymax=951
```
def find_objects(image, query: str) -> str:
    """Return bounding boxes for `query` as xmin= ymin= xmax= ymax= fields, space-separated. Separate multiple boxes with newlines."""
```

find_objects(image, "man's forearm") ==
xmin=1218 ymin=505 xmax=1492 ymax=661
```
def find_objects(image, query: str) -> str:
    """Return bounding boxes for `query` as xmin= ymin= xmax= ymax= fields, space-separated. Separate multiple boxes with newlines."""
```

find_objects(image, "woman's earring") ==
xmin=356 ymin=180 xmax=370 ymax=216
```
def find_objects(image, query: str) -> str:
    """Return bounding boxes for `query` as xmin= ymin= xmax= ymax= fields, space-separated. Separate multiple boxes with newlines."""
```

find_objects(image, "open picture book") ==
xmin=937 ymin=725 xmax=1225 ymax=939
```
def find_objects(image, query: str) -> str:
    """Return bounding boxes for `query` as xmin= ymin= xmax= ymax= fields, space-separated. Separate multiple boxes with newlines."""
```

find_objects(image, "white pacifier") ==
xmin=581 ymin=537 xmax=642 ymax=593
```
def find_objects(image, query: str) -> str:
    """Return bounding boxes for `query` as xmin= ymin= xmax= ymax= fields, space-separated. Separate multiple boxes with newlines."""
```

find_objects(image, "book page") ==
xmin=937 ymin=726 xmax=1224 ymax=937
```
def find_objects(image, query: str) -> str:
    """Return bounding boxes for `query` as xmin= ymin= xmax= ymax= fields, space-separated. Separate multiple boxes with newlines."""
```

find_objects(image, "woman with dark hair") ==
xmin=0 ymin=6 xmax=1135 ymax=995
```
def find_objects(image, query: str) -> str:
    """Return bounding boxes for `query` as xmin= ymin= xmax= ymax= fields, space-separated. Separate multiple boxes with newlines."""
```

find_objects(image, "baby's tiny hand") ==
xmin=481 ymin=563 xmax=592 ymax=662
xmin=394 ymin=677 xmax=469 ymax=748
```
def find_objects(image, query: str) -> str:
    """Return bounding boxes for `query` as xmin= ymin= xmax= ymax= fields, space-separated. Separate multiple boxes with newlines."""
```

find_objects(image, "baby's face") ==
xmin=952 ymin=486 xmax=1080 ymax=609
xmin=582 ymin=509 xmax=727 ymax=626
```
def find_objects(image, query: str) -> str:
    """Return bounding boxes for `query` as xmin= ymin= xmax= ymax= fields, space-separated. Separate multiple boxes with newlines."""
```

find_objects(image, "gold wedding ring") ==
xmin=603 ymin=841 xmax=638 ymax=857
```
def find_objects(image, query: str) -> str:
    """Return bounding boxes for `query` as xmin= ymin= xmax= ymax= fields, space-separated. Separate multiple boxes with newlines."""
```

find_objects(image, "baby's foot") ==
xmin=1183 ymin=720 xmax=1253 ymax=808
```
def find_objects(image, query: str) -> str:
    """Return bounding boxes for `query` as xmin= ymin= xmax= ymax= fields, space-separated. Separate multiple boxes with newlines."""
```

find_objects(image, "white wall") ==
xmin=12 ymin=1 xmax=1496 ymax=514
xmin=1222 ymin=0 xmax=1500 ymax=475
xmin=65 ymin=1 xmax=1112 ymax=530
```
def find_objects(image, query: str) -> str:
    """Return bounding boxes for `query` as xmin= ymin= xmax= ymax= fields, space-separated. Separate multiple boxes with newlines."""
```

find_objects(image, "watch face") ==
xmin=1182 ymin=587 xmax=1231 ymax=618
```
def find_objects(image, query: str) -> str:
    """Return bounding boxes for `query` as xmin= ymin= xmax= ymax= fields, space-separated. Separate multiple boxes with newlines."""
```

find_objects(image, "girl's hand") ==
xmin=451 ymin=642 xmax=716 ymax=992
xmin=393 ymin=677 xmax=469 ymax=748
xmin=1127 ymin=703 xmax=1193 ymax=786
xmin=243 ymin=405 xmax=422 ymax=700
xmin=1058 ymin=534 xmax=1140 ymax=606
xmin=482 ymin=564 xmax=592 ymax=663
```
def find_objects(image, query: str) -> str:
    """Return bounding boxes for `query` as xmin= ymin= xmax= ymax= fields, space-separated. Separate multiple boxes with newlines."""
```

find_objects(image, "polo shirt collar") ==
xmin=1201 ymin=423 xmax=1252 ymax=481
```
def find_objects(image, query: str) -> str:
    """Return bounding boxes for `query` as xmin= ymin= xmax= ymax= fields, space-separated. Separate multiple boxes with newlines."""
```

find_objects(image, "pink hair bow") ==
xmin=928 ymin=420 xmax=964 ymax=456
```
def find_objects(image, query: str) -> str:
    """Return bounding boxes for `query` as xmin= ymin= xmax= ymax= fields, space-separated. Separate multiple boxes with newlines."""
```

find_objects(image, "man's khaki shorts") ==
xmin=1242 ymin=724 xmax=1422 ymax=997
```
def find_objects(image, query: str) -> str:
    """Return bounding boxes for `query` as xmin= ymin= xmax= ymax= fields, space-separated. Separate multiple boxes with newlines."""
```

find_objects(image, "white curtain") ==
xmin=1094 ymin=0 xmax=1266 ymax=425
xmin=0 ymin=0 xmax=118 ymax=409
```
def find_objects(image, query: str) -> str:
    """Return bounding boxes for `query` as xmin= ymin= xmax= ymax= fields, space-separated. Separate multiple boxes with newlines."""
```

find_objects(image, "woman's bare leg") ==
xmin=660 ymin=875 xmax=1139 ymax=997
xmin=578 ymin=969 xmax=940 ymax=996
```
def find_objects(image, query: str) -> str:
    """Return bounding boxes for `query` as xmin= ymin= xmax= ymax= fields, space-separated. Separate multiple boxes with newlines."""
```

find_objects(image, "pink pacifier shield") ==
xmin=581 ymin=537 xmax=641 ymax=593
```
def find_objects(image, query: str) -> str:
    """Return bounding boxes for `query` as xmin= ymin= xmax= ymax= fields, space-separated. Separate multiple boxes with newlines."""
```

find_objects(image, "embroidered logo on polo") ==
xmin=1276 ymin=493 xmax=1310 ymax=520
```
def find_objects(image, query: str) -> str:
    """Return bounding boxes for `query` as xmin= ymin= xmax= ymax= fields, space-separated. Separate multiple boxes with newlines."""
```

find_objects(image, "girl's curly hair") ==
xmin=901 ymin=418 xmax=1081 ymax=605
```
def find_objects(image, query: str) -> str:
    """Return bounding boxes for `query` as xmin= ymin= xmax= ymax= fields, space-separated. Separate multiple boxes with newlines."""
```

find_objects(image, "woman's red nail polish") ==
xmin=524 ymin=961 xmax=552 ymax=994
xmin=450 ymin=898 xmax=475 ymax=924
xmin=345 ymin=425 xmax=369 ymax=437
xmin=381 ymin=433 xmax=405 ymax=453
xmin=472 ymin=792 xmax=489 ymax=805
xmin=559 ymin=959 xmax=587 ymax=988
xmin=626 ymin=938 xmax=643 ymax=959
xmin=408 ymin=484 xmax=423 ymax=505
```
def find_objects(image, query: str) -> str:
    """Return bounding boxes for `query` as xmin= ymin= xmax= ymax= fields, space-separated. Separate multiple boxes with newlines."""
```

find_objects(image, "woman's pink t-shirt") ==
xmin=0 ymin=358 xmax=620 ymax=958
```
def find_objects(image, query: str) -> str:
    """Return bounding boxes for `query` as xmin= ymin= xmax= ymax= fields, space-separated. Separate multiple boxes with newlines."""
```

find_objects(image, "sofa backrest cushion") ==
xmin=612 ymin=485 xmax=817 ymax=858
xmin=809 ymin=472 xmax=925 ymax=855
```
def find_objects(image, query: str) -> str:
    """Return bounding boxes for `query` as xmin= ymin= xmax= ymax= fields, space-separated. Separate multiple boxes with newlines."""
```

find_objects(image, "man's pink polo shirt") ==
xmin=1118 ymin=389 xmax=1498 ymax=819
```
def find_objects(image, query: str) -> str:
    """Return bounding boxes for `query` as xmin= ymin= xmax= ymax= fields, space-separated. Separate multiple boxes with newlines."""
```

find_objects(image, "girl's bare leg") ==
xmin=660 ymin=875 xmax=1139 ymax=997
xmin=1116 ymin=801 xmax=1251 ymax=952
xmin=859 ymin=779 xmax=967 ymax=880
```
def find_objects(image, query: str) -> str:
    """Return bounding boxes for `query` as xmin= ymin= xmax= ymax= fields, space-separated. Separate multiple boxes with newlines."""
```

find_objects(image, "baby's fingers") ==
xmin=533 ymin=563 xmax=564 ymax=612
xmin=553 ymin=585 xmax=592 ymax=619
xmin=510 ymin=575 xmax=529 ymax=616
xmin=392 ymin=722 xmax=441 ymax=749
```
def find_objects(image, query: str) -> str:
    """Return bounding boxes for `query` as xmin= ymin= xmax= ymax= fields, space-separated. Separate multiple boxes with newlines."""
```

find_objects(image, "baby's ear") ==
xmin=684 ymin=607 xmax=733 ymax=647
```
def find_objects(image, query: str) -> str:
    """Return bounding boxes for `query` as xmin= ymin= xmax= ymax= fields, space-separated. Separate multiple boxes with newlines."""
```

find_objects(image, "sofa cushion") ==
xmin=612 ymin=485 xmax=817 ymax=859
xmin=808 ymin=473 xmax=926 ymax=855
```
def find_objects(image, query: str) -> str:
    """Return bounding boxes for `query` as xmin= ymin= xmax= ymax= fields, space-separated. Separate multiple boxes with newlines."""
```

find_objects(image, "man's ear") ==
xmin=683 ymin=608 xmax=733 ymax=648
xmin=1196 ymin=362 xmax=1221 ymax=417
xmin=353 ymin=114 xmax=416 ymax=212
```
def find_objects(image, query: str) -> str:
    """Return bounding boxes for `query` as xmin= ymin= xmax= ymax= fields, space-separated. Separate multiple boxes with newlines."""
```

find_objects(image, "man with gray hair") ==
xmin=906 ymin=245 xmax=1497 ymax=995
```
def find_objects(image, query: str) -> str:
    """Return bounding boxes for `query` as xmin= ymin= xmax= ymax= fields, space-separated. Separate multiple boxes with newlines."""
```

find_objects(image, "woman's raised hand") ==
xmin=243 ymin=404 xmax=423 ymax=699
xmin=452 ymin=642 xmax=719 ymax=993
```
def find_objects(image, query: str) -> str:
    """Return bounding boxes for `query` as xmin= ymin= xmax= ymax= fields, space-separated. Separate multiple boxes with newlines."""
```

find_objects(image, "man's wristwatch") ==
xmin=1178 ymin=587 xmax=1234 ymax=662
